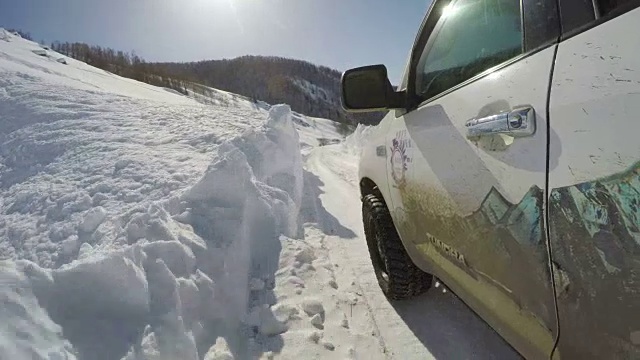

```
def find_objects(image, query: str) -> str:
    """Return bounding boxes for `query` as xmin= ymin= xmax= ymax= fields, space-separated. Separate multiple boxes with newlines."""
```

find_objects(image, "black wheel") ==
xmin=362 ymin=193 xmax=433 ymax=300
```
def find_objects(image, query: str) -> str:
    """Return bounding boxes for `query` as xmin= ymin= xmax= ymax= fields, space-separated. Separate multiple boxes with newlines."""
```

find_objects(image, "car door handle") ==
xmin=465 ymin=107 xmax=535 ymax=138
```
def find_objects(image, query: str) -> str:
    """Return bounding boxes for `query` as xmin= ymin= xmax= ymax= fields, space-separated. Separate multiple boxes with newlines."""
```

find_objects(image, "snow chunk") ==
xmin=301 ymin=298 xmax=324 ymax=316
xmin=341 ymin=314 xmax=349 ymax=329
xmin=53 ymin=251 xmax=149 ymax=315
xmin=328 ymin=279 xmax=338 ymax=289
xmin=307 ymin=330 xmax=323 ymax=344
xmin=32 ymin=48 xmax=48 ymax=57
xmin=272 ymin=302 xmax=300 ymax=322
xmin=295 ymin=247 xmax=316 ymax=264
xmin=287 ymin=276 xmax=305 ymax=287
xmin=0 ymin=261 xmax=76 ymax=360
xmin=143 ymin=240 xmax=196 ymax=278
xmin=193 ymin=270 xmax=221 ymax=321
xmin=77 ymin=242 xmax=93 ymax=259
xmin=145 ymin=258 xmax=179 ymax=315
xmin=261 ymin=351 xmax=275 ymax=360
xmin=124 ymin=325 xmax=197 ymax=360
xmin=310 ymin=313 xmax=324 ymax=329
xmin=18 ymin=260 xmax=54 ymax=299
xmin=177 ymin=278 xmax=200 ymax=327
xmin=124 ymin=205 xmax=177 ymax=243
xmin=300 ymin=263 xmax=315 ymax=273
xmin=123 ymin=329 xmax=159 ymax=360
xmin=246 ymin=305 xmax=288 ymax=336
xmin=92 ymin=192 xmax=108 ymax=206
xmin=60 ymin=235 xmax=80 ymax=257
xmin=322 ymin=341 xmax=335 ymax=351
xmin=260 ymin=311 xmax=289 ymax=336
xmin=140 ymin=258 xmax=199 ymax=360
xmin=183 ymin=147 xmax=252 ymax=205
xmin=203 ymin=338 xmax=234 ymax=360
xmin=78 ymin=206 xmax=107 ymax=233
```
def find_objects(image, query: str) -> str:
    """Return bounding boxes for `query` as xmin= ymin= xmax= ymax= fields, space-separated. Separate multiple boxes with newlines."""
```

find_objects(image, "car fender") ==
xmin=358 ymin=114 xmax=394 ymax=206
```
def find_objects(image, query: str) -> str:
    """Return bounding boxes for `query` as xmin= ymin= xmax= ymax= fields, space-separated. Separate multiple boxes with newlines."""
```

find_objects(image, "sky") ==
xmin=0 ymin=0 xmax=430 ymax=83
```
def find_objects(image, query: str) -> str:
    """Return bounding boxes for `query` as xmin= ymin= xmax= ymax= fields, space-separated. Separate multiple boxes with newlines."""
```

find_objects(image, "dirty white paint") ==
xmin=359 ymin=38 xmax=559 ymax=360
xmin=548 ymin=7 xmax=640 ymax=359
xmin=549 ymin=8 xmax=640 ymax=187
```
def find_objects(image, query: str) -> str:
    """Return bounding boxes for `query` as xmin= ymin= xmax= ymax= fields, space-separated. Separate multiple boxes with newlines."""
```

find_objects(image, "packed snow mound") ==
xmin=343 ymin=123 xmax=373 ymax=156
xmin=2 ymin=104 xmax=304 ymax=360
xmin=0 ymin=31 xmax=355 ymax=360
xmin=0 ymin=29 xmax=268 ymax=267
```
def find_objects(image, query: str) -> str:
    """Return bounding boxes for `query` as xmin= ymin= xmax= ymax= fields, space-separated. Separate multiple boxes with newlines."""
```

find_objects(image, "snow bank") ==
xmin=1 ymin=105 xmax=304 ymax=360
xmin=343 ymin=123 xmax=373 ymax=156
xmin=180 ymin=104 xmax=303 ymax=339
xmin=1 ymin=31 xmax=370 ymax=359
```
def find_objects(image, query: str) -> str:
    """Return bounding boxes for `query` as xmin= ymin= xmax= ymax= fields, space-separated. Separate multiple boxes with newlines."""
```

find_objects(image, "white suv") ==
xmin=341 ymin=0 xmax=640 ymax=358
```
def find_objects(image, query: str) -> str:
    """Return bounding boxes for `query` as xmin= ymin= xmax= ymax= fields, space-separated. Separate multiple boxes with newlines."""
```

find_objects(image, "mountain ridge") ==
xmin=154 ymin=55 xmax=386 ymax=125
xmin=47 ymin=36 xmax=386 ymax=125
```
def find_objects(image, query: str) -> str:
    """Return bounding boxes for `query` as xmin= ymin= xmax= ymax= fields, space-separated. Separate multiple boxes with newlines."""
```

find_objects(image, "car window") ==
xmin=415 ymin=0 xmax=523 ymax=100
xmin=598 ymin=0 xmax=637 ymax=15
xmin=558 ymin=0 xmax=639 ymax=39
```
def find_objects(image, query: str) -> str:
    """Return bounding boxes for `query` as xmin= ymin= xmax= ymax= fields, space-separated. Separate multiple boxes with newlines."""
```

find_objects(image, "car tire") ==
xmin=362 ymin=193 xmax=433 ymax=300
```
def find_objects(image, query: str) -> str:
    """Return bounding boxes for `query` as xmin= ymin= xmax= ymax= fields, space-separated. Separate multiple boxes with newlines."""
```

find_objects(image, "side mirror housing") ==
xmin=341 ymin=65 xmax=405 ymax=112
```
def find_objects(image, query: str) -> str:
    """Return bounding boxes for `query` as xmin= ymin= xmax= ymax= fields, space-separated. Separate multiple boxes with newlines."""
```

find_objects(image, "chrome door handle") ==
xmin=465 ymin=107 xmax=535 ymax=138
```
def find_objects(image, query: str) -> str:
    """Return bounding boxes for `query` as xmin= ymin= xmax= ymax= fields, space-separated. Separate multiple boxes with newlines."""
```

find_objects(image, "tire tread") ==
xmin=362 ymin=193 xmax=432 ymax=300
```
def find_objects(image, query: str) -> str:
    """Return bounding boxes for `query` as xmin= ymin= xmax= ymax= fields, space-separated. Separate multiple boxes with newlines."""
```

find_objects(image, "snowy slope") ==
xmin=290 ymin=78 xmax=335 ymax=106
xmin=0 ymin=29 xmax=518 ymax=360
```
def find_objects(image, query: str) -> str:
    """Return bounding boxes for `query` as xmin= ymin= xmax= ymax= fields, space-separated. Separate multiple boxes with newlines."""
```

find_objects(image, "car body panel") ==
xmin=354 ymin=2 xmax=640 ymax=359
xmin=384 ymin=45 xmax=559 ymax=360
xmin=548 ymin=8 xmax=640 ymax=358
xmin=358 ymin=114 xmax=394 ymax=205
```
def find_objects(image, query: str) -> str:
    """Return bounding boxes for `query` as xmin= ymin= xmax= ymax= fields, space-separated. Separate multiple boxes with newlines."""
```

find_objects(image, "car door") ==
xmin=547 ymin=2 xmax=640 ymax=358
xmin=384 ymin=0 xmax=561 ymax=358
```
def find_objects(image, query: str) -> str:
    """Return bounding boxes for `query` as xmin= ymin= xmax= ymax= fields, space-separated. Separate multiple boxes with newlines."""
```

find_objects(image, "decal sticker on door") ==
xmin=390 ymin=130 xmax=412 ymax=187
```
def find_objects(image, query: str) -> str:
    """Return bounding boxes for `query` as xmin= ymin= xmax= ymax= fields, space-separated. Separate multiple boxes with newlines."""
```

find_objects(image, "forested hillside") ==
xmin=50 ymin=42 xmax=190 ymax=95
xmin=155 ymin=56 xmax=386 ymax=125
xmin=48 ymin=39 xmax=385 ymax=125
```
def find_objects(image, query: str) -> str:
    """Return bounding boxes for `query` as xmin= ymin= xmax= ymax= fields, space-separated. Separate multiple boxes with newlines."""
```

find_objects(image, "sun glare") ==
xmin=442 ymin=4 xmax=458 ymax=18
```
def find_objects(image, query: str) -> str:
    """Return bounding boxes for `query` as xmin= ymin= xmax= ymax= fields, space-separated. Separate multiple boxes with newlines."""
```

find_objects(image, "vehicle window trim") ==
xmin=523 ymin=0 xmax=562 ymax=51
xmin=412 ymin=43 xmax=557 ymax=110
xmin=405 ymin=0 xmax=454 ymax=110
xmin=406 ymin=0 xmax=554 ymax=111
xmin=520 ymin=0 xmax=527 ymax=49
xmin=560 ymin=0 xmax=640 ymax=40
xmin=414 ymin=6 xmax=452 ymax=96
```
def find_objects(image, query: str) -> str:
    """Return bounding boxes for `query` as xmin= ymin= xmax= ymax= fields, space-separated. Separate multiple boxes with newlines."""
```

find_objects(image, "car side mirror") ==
xmin=341 ymin=65 xmax=405 ymax=112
